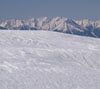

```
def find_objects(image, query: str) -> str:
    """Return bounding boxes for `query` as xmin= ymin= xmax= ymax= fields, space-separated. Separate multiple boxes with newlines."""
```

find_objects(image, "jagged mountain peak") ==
xmin=0 ymin=17 xmax=100 ymax=38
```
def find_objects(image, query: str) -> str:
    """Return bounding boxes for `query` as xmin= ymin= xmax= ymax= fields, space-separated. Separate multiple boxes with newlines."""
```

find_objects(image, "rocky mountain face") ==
xmin=0 ymin=17 xmax=100 ymax=38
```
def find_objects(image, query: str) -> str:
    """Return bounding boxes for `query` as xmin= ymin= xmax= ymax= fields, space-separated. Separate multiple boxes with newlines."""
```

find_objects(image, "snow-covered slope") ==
xmin=0 ymin=30 xmax=100 ymax=89
xmin=0 ymin=17 xmax=100 ymax=38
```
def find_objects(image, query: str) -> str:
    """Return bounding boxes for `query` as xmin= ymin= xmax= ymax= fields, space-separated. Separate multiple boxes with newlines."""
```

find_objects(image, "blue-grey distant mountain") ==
xmin=0 ymin=17 xmax=100 ymax=38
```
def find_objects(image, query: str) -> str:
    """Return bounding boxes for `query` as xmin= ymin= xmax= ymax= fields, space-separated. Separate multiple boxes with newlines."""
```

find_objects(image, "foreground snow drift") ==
xmin=0 ymin=30 xmax=100 ymax=89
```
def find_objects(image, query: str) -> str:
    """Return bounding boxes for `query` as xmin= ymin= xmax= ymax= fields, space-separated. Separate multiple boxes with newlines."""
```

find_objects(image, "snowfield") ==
xmin=0 ymin=30 xmax=100 ymax=89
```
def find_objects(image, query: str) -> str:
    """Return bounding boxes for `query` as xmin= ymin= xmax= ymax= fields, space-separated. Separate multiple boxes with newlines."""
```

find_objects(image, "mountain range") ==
xmin=0 ymin=17 xmax=100 ymax=38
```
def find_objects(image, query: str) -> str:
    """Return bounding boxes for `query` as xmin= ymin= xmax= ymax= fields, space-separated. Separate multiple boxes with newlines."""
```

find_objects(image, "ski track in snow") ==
xmin=0 ymin=30 xmax=100 ymax=89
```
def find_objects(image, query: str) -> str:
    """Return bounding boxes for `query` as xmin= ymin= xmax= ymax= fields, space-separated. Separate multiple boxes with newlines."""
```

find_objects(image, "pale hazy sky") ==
xmin=0 ymin=0 xmax=100 ymax=21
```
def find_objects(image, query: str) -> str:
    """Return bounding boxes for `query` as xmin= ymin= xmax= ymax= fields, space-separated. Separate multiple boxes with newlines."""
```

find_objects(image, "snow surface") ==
xmin=0 ymin=30 xmax=100 ymax=89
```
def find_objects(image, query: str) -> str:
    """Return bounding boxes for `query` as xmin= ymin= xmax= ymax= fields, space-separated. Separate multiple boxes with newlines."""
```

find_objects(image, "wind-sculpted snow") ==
xmin=0 ymin=30 xmax=100 ymax=89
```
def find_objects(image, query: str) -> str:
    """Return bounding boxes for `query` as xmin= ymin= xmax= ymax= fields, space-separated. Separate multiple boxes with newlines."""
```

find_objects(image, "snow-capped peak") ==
xmin=0 ymin=17 xmax=100 ymax=38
